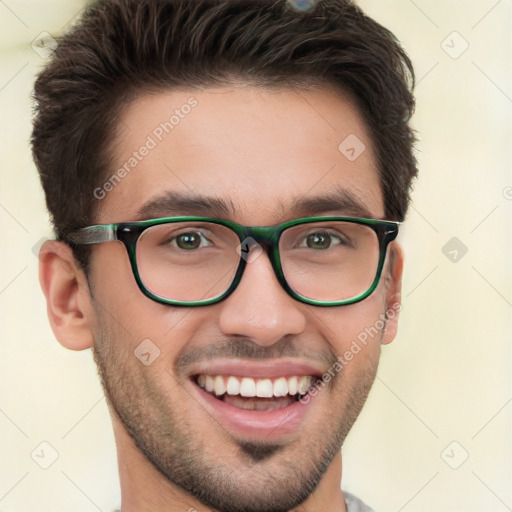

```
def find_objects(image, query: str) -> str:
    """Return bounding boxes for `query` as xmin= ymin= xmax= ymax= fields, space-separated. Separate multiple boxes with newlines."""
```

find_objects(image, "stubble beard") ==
xmin=92 ymin=325 xmax=378 ymax=512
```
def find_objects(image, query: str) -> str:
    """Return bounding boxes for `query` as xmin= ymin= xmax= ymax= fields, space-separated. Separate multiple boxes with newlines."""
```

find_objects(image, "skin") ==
xmin=39 ymin=85 xmax=403 ymax=512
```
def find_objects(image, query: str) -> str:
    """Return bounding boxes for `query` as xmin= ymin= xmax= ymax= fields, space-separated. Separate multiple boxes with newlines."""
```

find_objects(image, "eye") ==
xmin=302 ymin=231 xmax=344 ymax=250
xmin=173 ymin=231 xmax=210 ymax=250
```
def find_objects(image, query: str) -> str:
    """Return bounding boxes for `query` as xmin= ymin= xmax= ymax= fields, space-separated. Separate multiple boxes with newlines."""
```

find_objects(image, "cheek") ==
xmin=316 ymin=290 xmax=387 ymax=361
xmin=88 ymin=243 xmax=201 ymax=354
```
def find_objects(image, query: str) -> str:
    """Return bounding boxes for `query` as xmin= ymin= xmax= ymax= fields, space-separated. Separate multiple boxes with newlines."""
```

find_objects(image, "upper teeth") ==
xmin=196 ymin=375 xmax=314 ymax=398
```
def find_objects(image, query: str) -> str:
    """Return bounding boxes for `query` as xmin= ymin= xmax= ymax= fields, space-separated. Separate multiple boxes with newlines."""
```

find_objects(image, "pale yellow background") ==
xmin=0 ymin=1 xmax=510 ymax=511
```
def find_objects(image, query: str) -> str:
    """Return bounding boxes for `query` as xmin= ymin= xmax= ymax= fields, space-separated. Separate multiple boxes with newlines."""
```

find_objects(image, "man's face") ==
xmin=86 ymin=86 xmax=400 ymax=512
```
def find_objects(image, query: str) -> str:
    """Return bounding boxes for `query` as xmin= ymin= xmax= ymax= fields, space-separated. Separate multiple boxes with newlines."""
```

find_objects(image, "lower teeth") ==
xmin=221 ymin=394 xmax=296 ymax=411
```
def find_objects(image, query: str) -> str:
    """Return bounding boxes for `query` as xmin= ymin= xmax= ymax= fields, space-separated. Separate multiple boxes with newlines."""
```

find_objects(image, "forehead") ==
xmin=99 ymin=85 xmax=384 ymax=224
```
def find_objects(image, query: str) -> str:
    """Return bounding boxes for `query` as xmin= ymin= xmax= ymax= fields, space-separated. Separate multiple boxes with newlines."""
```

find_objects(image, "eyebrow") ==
xmin=287 ymin=187 xmax=374 ymax=219
xmin=136 ymin=192 xmax=234 ymax=219
xmin=135 ymin=187 xmax=374 ymax=222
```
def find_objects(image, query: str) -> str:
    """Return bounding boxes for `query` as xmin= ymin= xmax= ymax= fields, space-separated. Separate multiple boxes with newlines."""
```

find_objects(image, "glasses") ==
xmin=67 ymin=216 xmax=399 ymax=307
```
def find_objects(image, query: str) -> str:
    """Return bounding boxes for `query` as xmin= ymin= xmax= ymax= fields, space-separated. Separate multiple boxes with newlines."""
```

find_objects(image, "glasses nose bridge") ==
xmin=242 ymin=225 xmax=280 ymax=253
xmin=235 ymin=224 xmax=289 ymax=295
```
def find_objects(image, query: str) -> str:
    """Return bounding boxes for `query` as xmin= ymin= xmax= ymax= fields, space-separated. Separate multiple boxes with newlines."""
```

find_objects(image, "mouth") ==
xmin=194 ymin=374 xmax=316 ymax=411
xmin=187 ymin=363 xmax=324 ymax=439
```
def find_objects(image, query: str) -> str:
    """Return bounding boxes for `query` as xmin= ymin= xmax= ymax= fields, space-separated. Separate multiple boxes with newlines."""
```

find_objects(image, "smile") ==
xmin=187 ymin=361 xmax=326 ymax=439
xmin=195 ymin=374 xmax=316 ymax=411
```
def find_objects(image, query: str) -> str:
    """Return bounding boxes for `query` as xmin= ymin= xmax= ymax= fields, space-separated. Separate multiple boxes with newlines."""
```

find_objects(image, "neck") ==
xmin=113 ymin=417 xmax=347 ymax=512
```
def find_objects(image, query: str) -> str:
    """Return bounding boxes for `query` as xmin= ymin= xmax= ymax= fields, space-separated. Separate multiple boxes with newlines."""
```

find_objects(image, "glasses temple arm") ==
xmin=67 ymin=225 xmax=118 ymax=245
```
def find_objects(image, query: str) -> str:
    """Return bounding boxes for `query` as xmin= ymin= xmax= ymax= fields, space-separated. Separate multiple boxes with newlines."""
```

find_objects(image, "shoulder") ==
xmin=344 ymin=490 xmax=377 ymax=512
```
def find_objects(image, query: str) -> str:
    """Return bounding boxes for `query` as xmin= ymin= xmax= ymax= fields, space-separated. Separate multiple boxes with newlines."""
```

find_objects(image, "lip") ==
xmin=186 ymin=358 xmax=325 ymax=379
xmin=186 ymin=359 xmax=326 ymax=441
xmin=191 ymin=381 xmax=314 ymax=440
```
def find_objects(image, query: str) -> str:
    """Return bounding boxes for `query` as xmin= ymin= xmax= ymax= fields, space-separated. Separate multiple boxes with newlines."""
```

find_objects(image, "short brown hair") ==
xmin=32 ymin=0 xmax=417 ymax=270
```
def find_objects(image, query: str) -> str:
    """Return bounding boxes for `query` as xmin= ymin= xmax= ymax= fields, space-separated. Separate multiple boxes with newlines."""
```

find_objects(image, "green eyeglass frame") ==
xmin=67 ymin=216 xmax=399 ymax=307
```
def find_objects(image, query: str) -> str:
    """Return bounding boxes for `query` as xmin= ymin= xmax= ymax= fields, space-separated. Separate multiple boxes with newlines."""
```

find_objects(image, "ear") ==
xmin=38 ymin=240 xmax=95 ymax=350
xmin=381 ymin=241 xmax=404 ymax=345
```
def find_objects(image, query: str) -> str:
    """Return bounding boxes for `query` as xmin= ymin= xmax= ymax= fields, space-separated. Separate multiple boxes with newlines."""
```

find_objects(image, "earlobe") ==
xmin=381 ymin=242 xmax=404 ymax=345
xmin=39 ymin=240 xmax=95 ymax=351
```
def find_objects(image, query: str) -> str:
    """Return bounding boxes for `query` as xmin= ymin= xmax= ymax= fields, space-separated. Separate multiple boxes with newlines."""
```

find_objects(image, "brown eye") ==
xmin=306 ymin=233 xmax=332 ymax=249
xmin=175 ymin=232 xmax=204 ymax=250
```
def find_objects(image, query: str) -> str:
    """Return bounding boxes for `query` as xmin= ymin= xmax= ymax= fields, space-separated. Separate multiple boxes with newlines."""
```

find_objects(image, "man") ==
xmin=33 ymin=0 xmax=417 ymax=510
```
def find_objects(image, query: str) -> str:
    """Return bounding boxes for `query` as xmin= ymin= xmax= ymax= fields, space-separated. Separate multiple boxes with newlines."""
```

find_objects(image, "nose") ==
xmin=218 ymin=248 xmax=307 ymax=347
